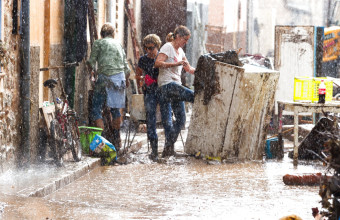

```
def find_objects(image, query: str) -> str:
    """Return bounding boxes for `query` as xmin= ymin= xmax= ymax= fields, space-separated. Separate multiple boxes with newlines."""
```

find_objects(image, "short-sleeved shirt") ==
xmin=138 ymin=54 xmax=159 ymax=80
xmin=138 ymin=54 xmax=159 ymax=93
xmin=87 ymin=37 xmax=130 ymax=76
xmin=157 ymin=42 xmax=185 ymax=87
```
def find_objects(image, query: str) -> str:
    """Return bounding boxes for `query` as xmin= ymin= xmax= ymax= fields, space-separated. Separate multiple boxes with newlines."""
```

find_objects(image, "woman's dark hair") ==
xmin=166 ymin=25 xmax=191 ymax=42
xmin=100 ymin=23 xmax=115 ymax=38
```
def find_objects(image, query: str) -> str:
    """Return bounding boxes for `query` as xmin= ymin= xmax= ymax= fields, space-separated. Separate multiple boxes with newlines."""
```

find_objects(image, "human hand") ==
xmin=183 ymin=61 xmax=190 ymax=72
xmin=175 ymin=61 xmax=185 ymax=66
xmin=126 ymin=79 xmax=130 ymax=88
xmin=90 ymin=71 xmax=96 ymax=82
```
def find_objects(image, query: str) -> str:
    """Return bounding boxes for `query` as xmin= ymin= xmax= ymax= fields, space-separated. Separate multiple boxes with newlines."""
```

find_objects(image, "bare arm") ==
xmin=135 ymin=66 xmax=144 ymax=93
xmin=154 ymin=53 xmax=185 ymax=68
xmin=86 ymin=61 xmax=96 ymax=81
xmin=182 ymin=56 xmax=195 ymax=74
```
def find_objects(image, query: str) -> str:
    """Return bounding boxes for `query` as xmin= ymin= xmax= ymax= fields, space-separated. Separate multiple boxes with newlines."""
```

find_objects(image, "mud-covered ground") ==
xmin=0 ymin=122 xmax=326 ymax=220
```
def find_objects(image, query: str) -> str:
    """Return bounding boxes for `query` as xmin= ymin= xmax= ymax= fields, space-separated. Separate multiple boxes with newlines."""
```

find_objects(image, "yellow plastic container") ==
xmin=293 ymin=77 xmax=333 ymax=102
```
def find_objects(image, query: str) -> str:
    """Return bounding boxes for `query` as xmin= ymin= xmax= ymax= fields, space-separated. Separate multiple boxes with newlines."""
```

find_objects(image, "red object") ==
xmin=312 ymin=207 xmax=319 ymax=218
xmin=144 ymin=75 xmax=157 ymax=86
xmin=319 ymin=80 xmax=326 ymax=95
xmin=283 ymin=173 xmax=324 ymax=186
xmin=318 ymin=80 xmax=326 ymax=104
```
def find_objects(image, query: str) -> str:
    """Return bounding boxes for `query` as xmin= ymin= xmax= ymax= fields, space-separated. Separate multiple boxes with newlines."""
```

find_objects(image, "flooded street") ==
xmin=1 ymin=149 xmax=325 ymax=219
xmin=1 ymin=1 xmax=338 ymax=219
xmin=0 ymin=115 xmax=326 ymax=219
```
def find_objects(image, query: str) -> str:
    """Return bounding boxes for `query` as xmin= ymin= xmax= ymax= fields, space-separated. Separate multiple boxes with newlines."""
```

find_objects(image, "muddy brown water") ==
xmin=0 ymin=153 xmax=325 ymax=220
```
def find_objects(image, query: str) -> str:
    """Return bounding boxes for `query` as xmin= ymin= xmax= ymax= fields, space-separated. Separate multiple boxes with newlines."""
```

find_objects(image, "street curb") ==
xmin=17 ymin=157 xmax=101 ymax=197
xmin=20 ymin=129 xmax=163 ymax=197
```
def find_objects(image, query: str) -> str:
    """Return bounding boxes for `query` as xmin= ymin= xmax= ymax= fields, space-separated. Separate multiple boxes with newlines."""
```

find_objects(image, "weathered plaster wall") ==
xmin=30 ymin=46 xmax=41 ymax=163
xmin=0 ymin=1 xmax=21 ymax=172
xmin=0 ymin=0 xmax=132 ymax=172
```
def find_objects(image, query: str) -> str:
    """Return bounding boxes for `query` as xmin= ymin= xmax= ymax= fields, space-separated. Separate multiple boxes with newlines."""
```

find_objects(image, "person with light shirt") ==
xmin=154 ymin=25 xmax=195 ymax=157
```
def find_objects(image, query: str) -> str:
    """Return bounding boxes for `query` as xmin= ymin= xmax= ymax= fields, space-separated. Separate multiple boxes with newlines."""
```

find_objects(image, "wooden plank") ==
xmin=222 ymin=67 xmax=280 ymax=159
xmin=185 ymin=63 xmax=240 ymax=157
xmin=185 ymin=62 xmax=280 ymax=160
xmin=43 ymin=0 xmax=50 ymax=102
xmin=41 ymin=105 xmax=55 ymax=135
xmin=274 ymin=26 xmax=315 ymax=110
xmin=277 ymin=100 xmax=340 ymax=165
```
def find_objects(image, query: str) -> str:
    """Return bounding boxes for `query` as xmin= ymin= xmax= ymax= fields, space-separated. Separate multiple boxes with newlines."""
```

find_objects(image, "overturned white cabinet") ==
xmin=185 ymin=62 xmax=280 ymax=160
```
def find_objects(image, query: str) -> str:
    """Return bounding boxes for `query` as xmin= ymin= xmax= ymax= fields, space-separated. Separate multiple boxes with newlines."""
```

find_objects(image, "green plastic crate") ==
xmin=78 ymin=126 xmax=103 ymax=154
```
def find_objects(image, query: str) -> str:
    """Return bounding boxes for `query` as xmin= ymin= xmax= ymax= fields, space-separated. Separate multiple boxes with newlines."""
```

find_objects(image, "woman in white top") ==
xmin=154 ymin=25 xmax=195 ymax=157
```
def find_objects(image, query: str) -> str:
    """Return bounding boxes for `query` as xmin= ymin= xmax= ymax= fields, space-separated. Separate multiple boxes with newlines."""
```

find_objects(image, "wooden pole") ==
xmin=43 ymin=0 xmax=50 ymax=102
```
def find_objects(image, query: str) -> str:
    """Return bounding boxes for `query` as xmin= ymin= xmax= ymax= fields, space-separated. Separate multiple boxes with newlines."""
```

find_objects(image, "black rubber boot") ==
xmin=112 ymin=129 xmax=121 ymax=153
xmin=162 ymin=142 xmax=175 ymax=158
xmin=169 ymin=143 xmax=176 ymax=156
xmin=149 ymin=138 xmax=158 ymax=162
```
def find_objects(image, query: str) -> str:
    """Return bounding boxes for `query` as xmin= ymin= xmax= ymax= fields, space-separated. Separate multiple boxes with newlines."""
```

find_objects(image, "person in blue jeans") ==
xmin=154 ymin=25 xmax=196 ymax=157
xmin=136 ymin=34 xmax=162 ymax=161
xmin=87 ymin=23 xmax=130 ymax=151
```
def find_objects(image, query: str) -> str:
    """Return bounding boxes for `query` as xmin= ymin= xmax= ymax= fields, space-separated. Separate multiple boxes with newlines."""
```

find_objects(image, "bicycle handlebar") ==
xmin=39 ymin=62 xmax=79 ymax=71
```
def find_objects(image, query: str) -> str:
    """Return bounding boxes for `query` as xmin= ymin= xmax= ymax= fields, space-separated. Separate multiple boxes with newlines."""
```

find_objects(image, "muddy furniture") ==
xmin=277 ymin=101 xmax=340 ymax=166
xmin=185 ymin=55 xmax=280 ymax=161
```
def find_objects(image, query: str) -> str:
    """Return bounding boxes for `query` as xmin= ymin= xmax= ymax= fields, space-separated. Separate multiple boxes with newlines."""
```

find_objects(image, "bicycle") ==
xmin=41 ymin=62 xmax=82 ymax=166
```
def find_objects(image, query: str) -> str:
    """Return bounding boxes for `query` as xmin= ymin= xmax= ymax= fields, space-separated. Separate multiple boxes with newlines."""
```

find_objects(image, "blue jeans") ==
xmin=158 ymin=82 xmax=194 ymax=145
xmin=92 ymin=84 xmax=121 ymax=121
xmin=144 ymin=91 xmax=158 ymax=141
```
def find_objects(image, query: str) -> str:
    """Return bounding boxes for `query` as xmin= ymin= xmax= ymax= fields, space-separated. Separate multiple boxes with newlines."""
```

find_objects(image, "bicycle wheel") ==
xmin=67 ymin=120 xmax=82 ymax=162
xmin=49 ymin=119 xmax=64 ymax=166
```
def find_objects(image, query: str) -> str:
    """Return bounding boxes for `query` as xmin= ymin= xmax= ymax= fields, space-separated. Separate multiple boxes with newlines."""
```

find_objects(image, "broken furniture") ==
xmin=277 ymin=101 xmax=340 ymax=165
xmin=291 ymin=117 xmax=337 ymax=160
xmin=185 ymin=52 xmax=280 ymax=160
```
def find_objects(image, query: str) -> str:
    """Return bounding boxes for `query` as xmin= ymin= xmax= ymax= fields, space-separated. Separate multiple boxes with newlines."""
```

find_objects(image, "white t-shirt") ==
xmin=158 ymin=42 xmax=186 ymax=87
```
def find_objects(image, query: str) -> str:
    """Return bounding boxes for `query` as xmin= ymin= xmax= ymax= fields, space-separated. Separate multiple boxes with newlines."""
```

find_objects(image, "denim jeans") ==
xmin=91 ymin=86 xmax=121 ymax=121
xmin=158 ymin=82 xmax=194 ymax=145
xmin=144 ymin=91 xmax=158 ymax=141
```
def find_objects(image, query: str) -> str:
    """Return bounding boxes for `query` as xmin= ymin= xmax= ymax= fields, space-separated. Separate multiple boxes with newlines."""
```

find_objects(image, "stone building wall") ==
xmin=0 ymin=1 xmax=21 ymax=172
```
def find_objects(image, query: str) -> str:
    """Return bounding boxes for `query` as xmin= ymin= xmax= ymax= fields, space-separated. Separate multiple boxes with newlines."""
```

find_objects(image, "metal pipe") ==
xmin=43 ymin=0 xmax=50 ymax=102
xmin=19 ymin=0 xmax=31 ymax=166
xmin=12 ymin=0 xmax=18 ymax=34
xmin=106 ymin=0 xmax=112 ymax=22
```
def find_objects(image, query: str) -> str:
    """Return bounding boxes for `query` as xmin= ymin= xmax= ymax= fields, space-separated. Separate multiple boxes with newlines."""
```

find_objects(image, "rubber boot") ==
xmin=112 ymin=129 xmax=122 ymax=153
xmin=149 ymin=138 xmax=158 ymax=162
xmin=162 ymin=142 xmax=174 ymax=158
xmin=169 ymin=143 xmax=176 ymax=156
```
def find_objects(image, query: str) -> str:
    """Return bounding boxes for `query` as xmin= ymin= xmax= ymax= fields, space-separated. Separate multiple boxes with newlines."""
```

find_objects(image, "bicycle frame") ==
xmin=41 ymin=62 xmax=82 ymax=166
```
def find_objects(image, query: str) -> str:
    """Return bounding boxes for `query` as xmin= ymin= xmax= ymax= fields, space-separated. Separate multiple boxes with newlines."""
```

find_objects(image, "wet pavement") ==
xmin=0 ymin=115 xmax=326 ymax=220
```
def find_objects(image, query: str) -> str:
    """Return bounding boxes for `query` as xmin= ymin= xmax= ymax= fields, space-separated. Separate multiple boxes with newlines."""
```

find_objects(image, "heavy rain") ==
xmin=1 ymin=0 xmax=340 ymax=219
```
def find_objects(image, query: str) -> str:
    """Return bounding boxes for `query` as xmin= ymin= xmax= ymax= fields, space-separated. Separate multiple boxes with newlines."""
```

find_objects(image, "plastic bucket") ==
xmin=265 ymin=137 xmax=284 ymax=159
xmin=78 ymin=126 xmax=103 ymax=154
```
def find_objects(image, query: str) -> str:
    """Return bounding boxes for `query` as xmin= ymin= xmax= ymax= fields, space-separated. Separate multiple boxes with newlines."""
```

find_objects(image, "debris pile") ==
xmin=186 ymin=50 xmax=280 ymax=160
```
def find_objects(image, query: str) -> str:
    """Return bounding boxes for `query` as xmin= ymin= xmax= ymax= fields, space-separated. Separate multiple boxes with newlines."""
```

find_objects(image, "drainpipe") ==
xmin=19 ymin=0 xmax=30 ymax=167
xmin=106 ymin=0 xmax=112 ymax=22
xmin=43 ymin=0 xmax=50 ymax=103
